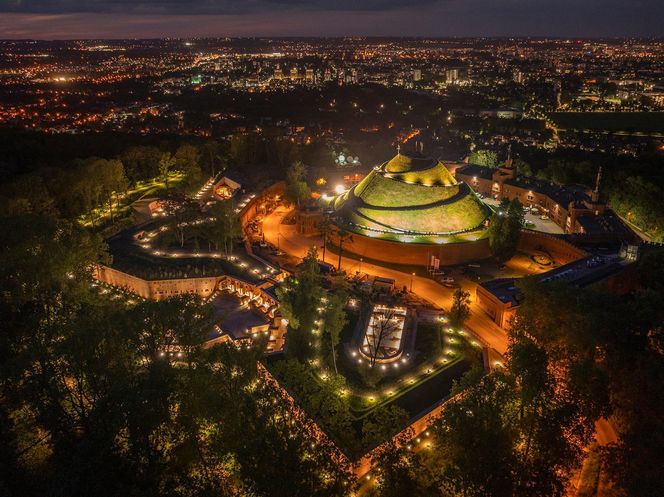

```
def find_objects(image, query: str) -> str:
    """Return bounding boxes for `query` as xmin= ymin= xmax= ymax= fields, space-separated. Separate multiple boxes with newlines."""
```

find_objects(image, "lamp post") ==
xmin=410 ymin=272 xmax=415 ymax=292
xmin=359 ymin=258 xmax=363 ymax=274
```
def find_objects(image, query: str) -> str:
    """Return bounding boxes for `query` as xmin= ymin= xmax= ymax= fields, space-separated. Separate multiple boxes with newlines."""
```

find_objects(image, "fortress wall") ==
xmin=328 ymin=232 xmax=492 ymax=267
xmin=147 ymin=276 xmax=218 ymax=300
xmin=94 ymin=265 xmax=280 ymax=308
xmin=93 ymin=265 xmax=218 ymax=301
xmin=93 ymin=264 xmax=152 ymax=298
xmin=327 ymin=229 xmax=585 ymax=268
xmin=518 ymin=230 xmax=587 ymax=265
xmin=238 ymin=181 xmax=286 ymax=230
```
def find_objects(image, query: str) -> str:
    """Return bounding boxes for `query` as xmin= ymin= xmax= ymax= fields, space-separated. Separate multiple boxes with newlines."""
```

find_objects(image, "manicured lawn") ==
xmin=353 ymin=192 xmax=489 ymax=234
xmin=356 ymin=171 xmax=459 ymax=207
xmin=336 ymin=315 xmax=475 ymax=420
xmin=392 ymin=358 xmax=471 ymax=417
xmin=264 ymin=311 xmax=480 ymax=457
xmin=413 ymin=322 xmax=444 ymax=365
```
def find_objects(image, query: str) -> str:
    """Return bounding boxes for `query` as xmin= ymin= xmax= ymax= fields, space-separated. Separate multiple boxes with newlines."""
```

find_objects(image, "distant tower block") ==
xmin=513 ymin=69 xmax=524 ymax=84
xmin=305 ymin=68 xmax=314 ymax=83
xmin=446 ymin=68 xmax=459 ymax=84
xmin=413 ymin=69 xmax=422 ymax=82
xmin=290 ymin=66 xmax=299 ymax=79
xmin=274 ymin=66 xmax=283 ymax=80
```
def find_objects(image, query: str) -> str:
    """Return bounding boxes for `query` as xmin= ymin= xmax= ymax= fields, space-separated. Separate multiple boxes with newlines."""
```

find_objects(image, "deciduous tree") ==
xmin=487 ymin=198 xmax=524 ymax=262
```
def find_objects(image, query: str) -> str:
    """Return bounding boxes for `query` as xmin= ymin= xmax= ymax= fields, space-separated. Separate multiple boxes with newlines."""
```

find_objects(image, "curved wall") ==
xmin=328 ymin=232 xmax=491 ymax=267
xmin=329 ymin=229 xmax=587 ymax=268
xmin=517 ymin=230 xmax=587 ymax=265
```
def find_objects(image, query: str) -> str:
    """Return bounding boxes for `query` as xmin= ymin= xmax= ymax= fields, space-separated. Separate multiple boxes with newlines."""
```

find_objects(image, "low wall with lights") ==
xmin=328 ymin=231 xmax=492 ymax=267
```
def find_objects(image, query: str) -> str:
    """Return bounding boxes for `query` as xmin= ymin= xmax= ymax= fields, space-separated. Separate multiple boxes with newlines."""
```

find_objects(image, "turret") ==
xmin=591 ymin=166 xmax=602 ymax=203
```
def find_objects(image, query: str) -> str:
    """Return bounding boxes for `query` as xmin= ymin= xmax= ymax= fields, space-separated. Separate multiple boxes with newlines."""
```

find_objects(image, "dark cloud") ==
xmin=0 ymin=0 xmax=661 ymax=37
xmin=0 ymin=0 xmax=442 ymax=14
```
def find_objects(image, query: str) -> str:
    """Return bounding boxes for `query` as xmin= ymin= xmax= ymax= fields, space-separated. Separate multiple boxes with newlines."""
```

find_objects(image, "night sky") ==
xmin=0 ymin=0 xmax=661 ymax=39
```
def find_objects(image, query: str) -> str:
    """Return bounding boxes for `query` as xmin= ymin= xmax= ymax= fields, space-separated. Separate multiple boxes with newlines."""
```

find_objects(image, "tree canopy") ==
xmin=487 ymin=198 xmax=525 ymax=262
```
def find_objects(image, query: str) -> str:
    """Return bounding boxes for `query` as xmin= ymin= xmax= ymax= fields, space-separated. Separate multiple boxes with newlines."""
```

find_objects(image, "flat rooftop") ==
xmin=539 ymin=254 xmax=626 ymax=286
xmin=210 ymin=294 xmax=270 ymax=341
xmin=481 ymin=254 xmax=628 ymax=305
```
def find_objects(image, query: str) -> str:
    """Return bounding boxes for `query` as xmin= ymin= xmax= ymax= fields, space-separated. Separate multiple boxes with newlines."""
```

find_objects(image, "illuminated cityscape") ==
xmin=0 ymin=6 xmax=663 ymax=497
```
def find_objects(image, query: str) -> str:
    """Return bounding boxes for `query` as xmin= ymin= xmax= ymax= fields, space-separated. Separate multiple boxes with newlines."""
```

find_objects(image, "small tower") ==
xmin=591 ymin=166 xmax=603 ymax=203
xmin=505 ymin=143 xmax=513 ymax=168
xmin=585 ymin=166 xmax=606 ymax=216
xmin=494 ymin=144 xmax=517 ymax=182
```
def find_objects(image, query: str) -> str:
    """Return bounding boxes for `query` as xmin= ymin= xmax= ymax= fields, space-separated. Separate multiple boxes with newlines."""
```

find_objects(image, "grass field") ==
xmin=548 ymin=112 xmax=664 ymax=135
xmin=354 ymin=171 xmax=460 ymax=207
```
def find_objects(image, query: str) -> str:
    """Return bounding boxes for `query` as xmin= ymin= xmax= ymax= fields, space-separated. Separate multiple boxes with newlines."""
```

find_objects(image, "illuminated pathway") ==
xmin=261 ymin=205 xmax=510 ymax=356
xmin=263 ymin=204 xmax=620 ymax=492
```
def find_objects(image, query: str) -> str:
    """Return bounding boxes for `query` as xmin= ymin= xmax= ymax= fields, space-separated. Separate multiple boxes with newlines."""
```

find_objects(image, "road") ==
xmin=261 ymin=206 xmax=510 ymax=355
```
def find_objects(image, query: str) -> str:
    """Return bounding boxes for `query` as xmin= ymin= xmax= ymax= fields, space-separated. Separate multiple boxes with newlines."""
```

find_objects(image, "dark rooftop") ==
xmin=538 ymin=255 xmax=626 ymax=286
xmin=576 ymin=211 xmax=633 ymax=237
xmin=481 ymin=254 xmax=629 ymax=306
xmin=456 ymin=164 xmax=493 ymax=181
xmin=456 ymin=163 xmax=595 ymax=209
xmin=480 ymin=278 xmax=522 ymax=306
xmin=504 ymin=176 xmax=591 ymax=208
xmin=210 ymin=294 xmax=270 ymax=341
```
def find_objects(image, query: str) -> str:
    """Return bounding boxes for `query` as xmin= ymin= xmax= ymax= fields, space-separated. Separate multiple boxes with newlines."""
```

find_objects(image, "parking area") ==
xmin=482 ymin=197 xmax=564 ymax=234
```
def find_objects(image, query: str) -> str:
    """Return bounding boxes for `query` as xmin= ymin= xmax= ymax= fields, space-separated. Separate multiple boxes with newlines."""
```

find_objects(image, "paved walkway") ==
xmin=261 ymin=206 xmax=510 ymax=355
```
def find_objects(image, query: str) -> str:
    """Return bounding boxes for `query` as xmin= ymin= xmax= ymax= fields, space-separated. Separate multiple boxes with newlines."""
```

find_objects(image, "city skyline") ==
xmin=0 ymin=0 xmax=663 ymax=39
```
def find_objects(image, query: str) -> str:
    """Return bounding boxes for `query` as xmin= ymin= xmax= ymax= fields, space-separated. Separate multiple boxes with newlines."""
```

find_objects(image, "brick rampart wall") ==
xmin=328 ymin=232 xmax=492 ymax=267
